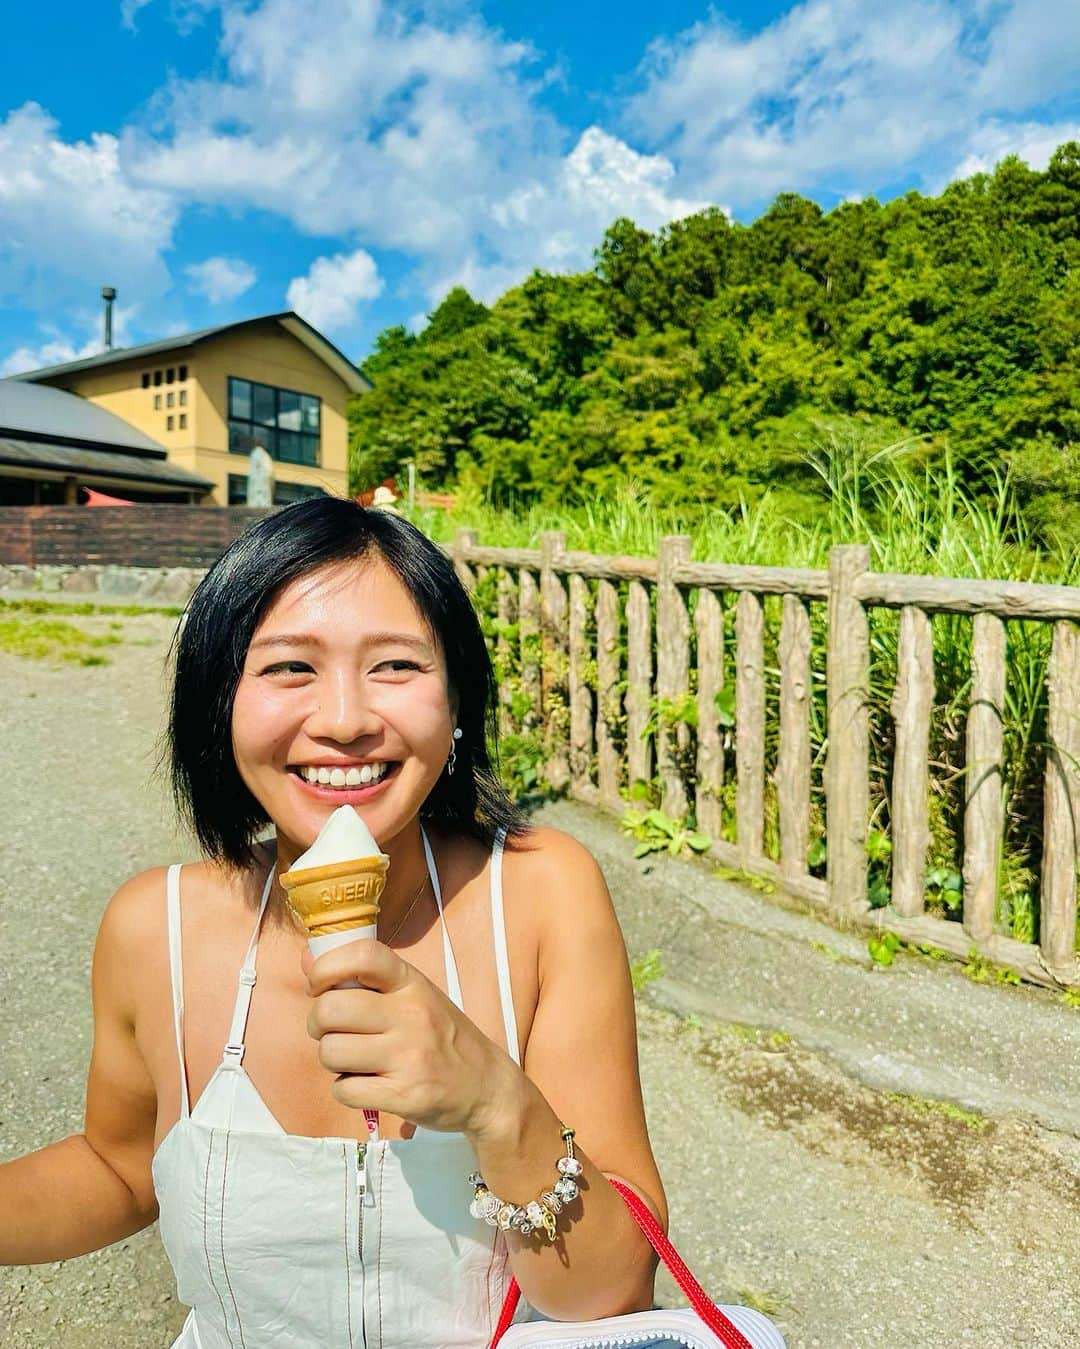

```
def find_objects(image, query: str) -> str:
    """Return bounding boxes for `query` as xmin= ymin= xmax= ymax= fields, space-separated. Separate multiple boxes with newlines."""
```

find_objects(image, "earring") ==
xmin=447 ymin=726 xmax=463 ymax=776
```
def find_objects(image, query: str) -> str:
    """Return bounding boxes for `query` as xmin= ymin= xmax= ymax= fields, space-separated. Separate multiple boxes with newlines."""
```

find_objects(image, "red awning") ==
xmin=82 ymin=487 xmax=136 ymax=506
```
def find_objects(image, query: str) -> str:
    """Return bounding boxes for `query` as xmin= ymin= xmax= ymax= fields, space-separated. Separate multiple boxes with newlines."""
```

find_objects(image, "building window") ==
xmin=166 ymin=391 xmax=175 ymax=408
xmin=166 ymin=367 xmax=175 ymax=384
xmin=273 ymin=481 xmax=326 ymax=505
xmin=141 ymin=372 xmax=150 ymax=389
xmin=228 ymin=473 xmax=248 ymax=505
xmin=167 ymin=415 xmax=174 ymax=431
xmin=227 ymin=376 xmax=321 ymax=466
xmin=179 ymin=364 xmax=188 ymax=381
xmin=179 ymin=413 xmax=187 ymax=430
xmin=179 ymin=389 xmax=188 ymax=406
xmin=153 ymin=393 xmax=162 ymax=410
xmin=153 ymin=370 xmax=162 ymax=387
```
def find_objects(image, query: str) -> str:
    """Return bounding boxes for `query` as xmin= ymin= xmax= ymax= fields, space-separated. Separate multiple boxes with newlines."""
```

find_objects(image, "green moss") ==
xmin=884 ymin=1092 xmax=988 ymax=1130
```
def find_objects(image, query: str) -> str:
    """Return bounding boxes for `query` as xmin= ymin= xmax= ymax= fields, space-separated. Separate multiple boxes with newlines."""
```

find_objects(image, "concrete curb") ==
xmin=534 ymin=797 xmax=1080 ymax=1139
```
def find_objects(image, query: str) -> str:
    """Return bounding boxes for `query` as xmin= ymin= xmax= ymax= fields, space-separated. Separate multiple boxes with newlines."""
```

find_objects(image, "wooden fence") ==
xmin=449 ymin=530 xmax=1080 ymax=991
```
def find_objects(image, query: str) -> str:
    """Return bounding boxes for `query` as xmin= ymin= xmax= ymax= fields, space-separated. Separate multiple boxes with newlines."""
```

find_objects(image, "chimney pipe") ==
xmin=101 ymin=286 xmax=117 ymax=351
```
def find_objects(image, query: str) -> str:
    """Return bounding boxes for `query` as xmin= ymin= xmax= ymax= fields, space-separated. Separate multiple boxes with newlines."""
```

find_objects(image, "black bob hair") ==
xmin=167 ymin=496 xmax=528 ymax=870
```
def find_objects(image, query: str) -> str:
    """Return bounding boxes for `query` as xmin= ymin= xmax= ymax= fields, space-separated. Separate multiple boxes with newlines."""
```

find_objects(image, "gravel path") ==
xmin=0 ymin=604 xmax=1077 ymax=1346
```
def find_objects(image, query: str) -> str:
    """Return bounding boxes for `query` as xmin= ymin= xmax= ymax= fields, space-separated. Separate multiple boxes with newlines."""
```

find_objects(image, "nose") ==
xmin=303 ymin=668 xmax=381 ymax=745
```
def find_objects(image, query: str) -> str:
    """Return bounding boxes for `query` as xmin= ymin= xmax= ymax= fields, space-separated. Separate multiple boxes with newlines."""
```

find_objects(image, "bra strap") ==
xmin=165 ymin=865 xmax=190 ymax=1118
xmin=490 ymin=829 xmax=521 ymax=1066
xmin=222 ymin=866 xmax=276 ymax=1065
xmin=421 ymin=826 xmax=464 ymax=1011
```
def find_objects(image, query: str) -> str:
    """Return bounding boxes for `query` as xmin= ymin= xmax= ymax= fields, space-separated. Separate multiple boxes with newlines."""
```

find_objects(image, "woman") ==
xmin=0 ymin=497 xmax=666 ymax=1347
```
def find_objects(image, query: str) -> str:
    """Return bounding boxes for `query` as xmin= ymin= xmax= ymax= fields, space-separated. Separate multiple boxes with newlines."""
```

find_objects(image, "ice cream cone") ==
xmin=280 ymin=854 xmax=389 ymax=939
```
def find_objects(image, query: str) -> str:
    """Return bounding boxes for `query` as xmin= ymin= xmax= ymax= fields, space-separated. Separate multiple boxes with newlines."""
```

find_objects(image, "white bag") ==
xmin=490 ymin=1180 xmax=786 ymax=1349
xmin=496 ymin=1303 xmax=787 ymax=1348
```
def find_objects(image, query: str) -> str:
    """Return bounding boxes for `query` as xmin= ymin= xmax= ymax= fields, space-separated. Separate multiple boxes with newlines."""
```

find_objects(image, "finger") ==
xmin=306 ymin=938 xmax=408 ymax=998
xmin=300 ymin=947 xmax=314 ymax=978
xmin=317 ymin=1031 xmax=388 ymax=1077
xmin=331 ymin=1074 xmax=407 ymax=1118
xmin=306 ymin=988 xmax=394 ymax=1039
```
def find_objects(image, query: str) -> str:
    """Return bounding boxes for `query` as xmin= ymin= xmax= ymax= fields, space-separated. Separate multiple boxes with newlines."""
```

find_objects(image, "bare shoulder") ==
xmin=94 ymin=858 xmax=237 ymax=1006
xmin=502 ymin=825 xmax=618 ymax=944
xmin=96 ymin=867 xmax=170 ymax=957
xmin=504 ymin=824 xmax=606 ymax=888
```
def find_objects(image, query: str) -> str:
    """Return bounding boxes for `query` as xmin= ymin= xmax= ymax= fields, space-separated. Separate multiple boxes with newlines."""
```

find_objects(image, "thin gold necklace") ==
xmin=382 ymin=873 xmax=429 ymax=946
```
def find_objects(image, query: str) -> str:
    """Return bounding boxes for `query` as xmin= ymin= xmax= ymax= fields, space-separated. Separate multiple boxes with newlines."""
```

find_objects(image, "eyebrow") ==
xmin=249 ymin=631 xmax=434 ymax=655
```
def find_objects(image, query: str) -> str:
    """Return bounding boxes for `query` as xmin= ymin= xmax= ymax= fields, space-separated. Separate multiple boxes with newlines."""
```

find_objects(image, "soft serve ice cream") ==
xmin=280 ymin=805 xmax=389 ymax=959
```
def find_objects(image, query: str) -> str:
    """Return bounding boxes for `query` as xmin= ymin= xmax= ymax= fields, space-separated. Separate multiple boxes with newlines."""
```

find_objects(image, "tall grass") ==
xmin=402 ymin=439 xmax=1078 ymax=949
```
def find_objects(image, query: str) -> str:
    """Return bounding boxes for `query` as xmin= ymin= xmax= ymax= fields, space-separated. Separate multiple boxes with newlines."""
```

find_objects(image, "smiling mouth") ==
xmin=289 ymin=762 xmax=399 ymax=792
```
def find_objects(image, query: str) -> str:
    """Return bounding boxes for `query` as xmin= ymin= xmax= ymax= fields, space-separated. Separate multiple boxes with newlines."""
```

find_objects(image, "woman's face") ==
xmin=230 ymin=555 xmax=455 ymax=859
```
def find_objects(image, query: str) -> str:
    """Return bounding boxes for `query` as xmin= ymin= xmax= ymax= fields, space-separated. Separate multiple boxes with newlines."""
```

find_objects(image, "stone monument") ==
xmin=247 ymin=445 xmax=275 ymax=507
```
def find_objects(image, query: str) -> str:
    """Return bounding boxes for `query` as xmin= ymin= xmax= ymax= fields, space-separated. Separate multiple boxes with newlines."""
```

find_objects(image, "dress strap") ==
xmin=490 ymin=828 xmax=521 ymax=1066
xmin=165 ymin=864 xmax=190 ymax=1118
xmin=421 ymin=826 xmax=464 ymax=1012
xmin=222 ymin=866 xmax=276 ymax=1066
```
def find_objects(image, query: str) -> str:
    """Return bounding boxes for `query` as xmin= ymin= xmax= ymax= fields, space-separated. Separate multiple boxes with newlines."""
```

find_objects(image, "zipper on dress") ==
xmin=356 ymin=1140 xmax=367 ymax=1258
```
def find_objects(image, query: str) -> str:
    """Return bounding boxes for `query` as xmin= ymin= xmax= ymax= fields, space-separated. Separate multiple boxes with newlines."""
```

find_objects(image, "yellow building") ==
xmin=11 ymin=312 xmax=370 ymax=505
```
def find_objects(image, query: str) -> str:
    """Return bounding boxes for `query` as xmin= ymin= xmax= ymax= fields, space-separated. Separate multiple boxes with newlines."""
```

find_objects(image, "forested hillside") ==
xmin=350 ymin=144 xmax=1080 ymax=537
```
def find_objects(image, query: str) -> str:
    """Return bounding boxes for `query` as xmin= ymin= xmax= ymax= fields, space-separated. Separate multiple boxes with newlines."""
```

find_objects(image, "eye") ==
xmin=261 ymin=660 xmax=314 ymax=675
xmin=374 ymin=659 xmax=421 ymax=673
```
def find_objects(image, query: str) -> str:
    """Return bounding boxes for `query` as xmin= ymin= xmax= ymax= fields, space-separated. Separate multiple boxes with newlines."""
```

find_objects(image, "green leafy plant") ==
xmin=868 ymin=930 xmax=901 ymax=966
xmin=629 ymin=948 xmax=664 ymax=991
xmin=865 ymin=827 xmax=892 ymax=909
xmin=961 ymin=948 xmax=1022 ymax=985
xmin=621 ymin=808 xmax=711 ymax=859
xmin=924 ymin=865 xmax=963 ymax=917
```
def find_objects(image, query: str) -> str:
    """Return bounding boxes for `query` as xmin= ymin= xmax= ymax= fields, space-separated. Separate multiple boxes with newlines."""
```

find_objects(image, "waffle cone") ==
xmin=280 ymin=855 xmax=389 ymax=939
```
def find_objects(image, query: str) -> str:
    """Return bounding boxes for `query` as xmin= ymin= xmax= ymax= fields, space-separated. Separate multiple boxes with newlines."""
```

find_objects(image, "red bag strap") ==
xmin=490 ymin=1178 xmax=755 ymax=1349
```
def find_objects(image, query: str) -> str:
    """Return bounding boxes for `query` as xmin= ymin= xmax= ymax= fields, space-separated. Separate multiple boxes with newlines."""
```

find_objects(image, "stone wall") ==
xmin=0 ymin=563 xmax=206 ymax=604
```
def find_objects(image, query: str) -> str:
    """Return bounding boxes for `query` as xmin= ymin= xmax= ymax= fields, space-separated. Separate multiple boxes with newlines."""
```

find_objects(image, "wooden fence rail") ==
xmin=451 ymin=530 xmax=1080 ymax=991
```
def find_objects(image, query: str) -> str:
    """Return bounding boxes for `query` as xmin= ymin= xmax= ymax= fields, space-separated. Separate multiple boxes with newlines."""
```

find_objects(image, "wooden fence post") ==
xmin=963 ymin=612 xmax=1006 ymax=944
xmin=496 ymin=569 xmax=518 ymax=739
xmin=826 ymin=545 xmax=870 ymax=914
xmin=568 ymin=572 xmax=594 ymax=787
xmin=453 ymin=528 xmax=478 ymax=592
xmin=695 ymin=588 xmax=725 ymax=841
xmin=890 ymin=605 xmax=934 ymax=917
xmin=540 ymin=532 xmax=569 ymax=789
xmin=626 ymin=580 xmax=653 ymax=806
xmin=735 ymin=591 xmax=765 ymax=862
xmin=518 ymin=568 xmax=542 ymax=731
xmin=1040 ymin=620 xmax=1080 ymax=978
xmin=656 ymin=535 xmax=692 ymax=820
xmin=777 ymin=593 xmax=811 ymax=881
xmin=596 ymin=579 xmax=622 ymax=807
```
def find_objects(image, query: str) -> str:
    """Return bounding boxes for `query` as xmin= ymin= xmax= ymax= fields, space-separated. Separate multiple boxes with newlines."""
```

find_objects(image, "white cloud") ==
xmin=1 ymin=306 xmax=138 ymax=376
xmin=286 ymin=248 xmax=383 ymax=331
xmin=629 ymin=0 xmax=1080 ymax=208
xmin=184 ymin=255 xmax=257 ymax=303
xmin=120 ymin=0 xmax=154 ymax=28
xmin=124 ymin=0 xmax=701 ymax=309
xmin=0 ymin=102 xmax=176 ymax=312
xmin=947 ymin=119 xmax=1080 ymax=183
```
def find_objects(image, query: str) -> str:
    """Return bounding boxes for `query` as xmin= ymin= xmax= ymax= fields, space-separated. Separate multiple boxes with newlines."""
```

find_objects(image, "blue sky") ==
xmin=1 ymin=0 xmax=1077 ymax=375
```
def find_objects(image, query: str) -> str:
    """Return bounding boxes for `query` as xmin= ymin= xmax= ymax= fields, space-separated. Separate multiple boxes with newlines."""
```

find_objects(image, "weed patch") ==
xmin=0 ymin=617 xmax=121 ymax=666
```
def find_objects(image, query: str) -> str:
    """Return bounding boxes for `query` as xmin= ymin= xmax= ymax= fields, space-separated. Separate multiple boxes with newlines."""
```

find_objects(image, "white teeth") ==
xmin=298 ymin=763 xmax=391 ymax=788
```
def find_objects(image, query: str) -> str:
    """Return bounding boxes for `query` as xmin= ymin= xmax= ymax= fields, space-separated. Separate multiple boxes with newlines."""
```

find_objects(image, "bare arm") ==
xmin=0 ymin=871 xmax=163 ymax=1264
xmin=468 ymin=829 xmax=667 ymax=1320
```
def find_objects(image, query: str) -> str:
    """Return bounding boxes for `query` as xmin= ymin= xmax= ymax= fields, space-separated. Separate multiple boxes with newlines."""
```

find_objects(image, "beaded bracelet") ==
xmin=468 ymin=1126 xmax=583 ymax=1242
